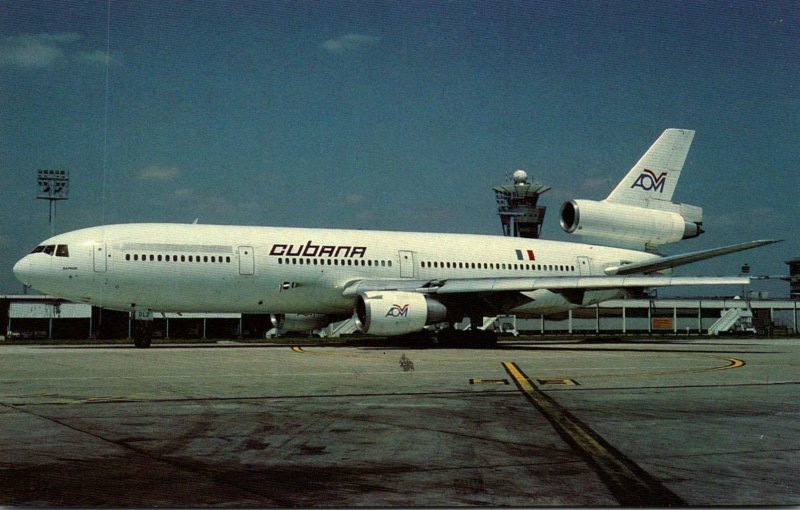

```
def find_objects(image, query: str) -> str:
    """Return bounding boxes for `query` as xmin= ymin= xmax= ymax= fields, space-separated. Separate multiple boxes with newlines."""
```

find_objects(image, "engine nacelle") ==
xmin=270 ymin=313 xmax=331 ymax=332
xmin=560 ymin=199 xmax=703 ymax=248
xmin=354 ymin=291 xmax=448 ymax=336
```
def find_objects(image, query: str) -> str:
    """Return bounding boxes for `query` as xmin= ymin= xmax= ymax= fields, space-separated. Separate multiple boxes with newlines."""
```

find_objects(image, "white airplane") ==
xmin=13 ymin=129 xmax=778 ymax=347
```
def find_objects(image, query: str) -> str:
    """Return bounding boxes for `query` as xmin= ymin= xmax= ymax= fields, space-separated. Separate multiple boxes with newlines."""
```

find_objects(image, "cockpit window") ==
xmin=31 ymin=246 xmax=45 ymax=254
xmin=43 ymin=245 xmax=56 ymax=255
xmin=55 ymin=245 xmax=69 ymax=257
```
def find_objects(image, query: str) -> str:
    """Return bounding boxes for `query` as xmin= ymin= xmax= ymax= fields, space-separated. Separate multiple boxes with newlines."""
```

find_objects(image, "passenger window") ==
xmin=43 ymin=245 xmax=56 ymax=255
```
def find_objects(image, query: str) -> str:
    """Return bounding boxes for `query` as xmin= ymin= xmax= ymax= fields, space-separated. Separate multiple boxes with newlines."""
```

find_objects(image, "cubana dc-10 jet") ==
xmin=13 ymin=129 xmax=779 ymax=347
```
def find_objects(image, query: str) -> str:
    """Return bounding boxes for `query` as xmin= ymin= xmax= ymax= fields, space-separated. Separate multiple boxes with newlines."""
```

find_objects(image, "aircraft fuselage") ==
xmin=13 ymin=223 xmax=652 ymax=316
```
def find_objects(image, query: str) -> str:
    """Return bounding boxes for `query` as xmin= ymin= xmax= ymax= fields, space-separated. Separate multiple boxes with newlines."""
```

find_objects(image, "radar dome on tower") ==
xmin=512 ymin=169 xmax=528 ymax=184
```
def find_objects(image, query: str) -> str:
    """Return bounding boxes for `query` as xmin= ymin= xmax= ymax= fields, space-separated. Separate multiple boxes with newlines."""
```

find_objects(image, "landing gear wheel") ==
xmin=434 ymin=328 xmax=497 ymax=348
xmin=133 ymin=322 xmax=152 ymax=348
xmin=133 ymin=335 xmax=152 ymax=348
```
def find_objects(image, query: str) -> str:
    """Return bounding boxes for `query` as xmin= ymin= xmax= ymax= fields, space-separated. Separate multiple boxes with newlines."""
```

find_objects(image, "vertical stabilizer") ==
xmin=606 ymin=128 xmax=695 ymax=206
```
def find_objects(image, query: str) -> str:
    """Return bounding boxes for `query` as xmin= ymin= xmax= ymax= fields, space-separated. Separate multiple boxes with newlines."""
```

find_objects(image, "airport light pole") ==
xmin=36 ymin=169 xmax=69 ymax=235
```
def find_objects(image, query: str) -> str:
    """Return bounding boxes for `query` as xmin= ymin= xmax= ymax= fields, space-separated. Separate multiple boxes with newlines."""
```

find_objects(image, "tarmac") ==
xmin=0 ymin=336 xmax=797 ymax=507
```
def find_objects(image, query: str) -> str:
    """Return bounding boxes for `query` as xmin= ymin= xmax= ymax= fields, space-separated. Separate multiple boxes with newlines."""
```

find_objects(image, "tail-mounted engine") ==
xmin=354 ymin=291 xmax=448 ymax=336
xmin=560 ymin=199 xmax=703 ymax=249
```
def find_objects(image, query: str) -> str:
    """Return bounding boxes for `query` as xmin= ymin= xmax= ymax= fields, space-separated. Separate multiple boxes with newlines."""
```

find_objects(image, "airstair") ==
xmin=321 ymin=317 xmax=359 ymax=338
xmin=461 ymin=315 xmax=519 ymax=336
xmin=708 ymin=307 xmax=756 ymax=335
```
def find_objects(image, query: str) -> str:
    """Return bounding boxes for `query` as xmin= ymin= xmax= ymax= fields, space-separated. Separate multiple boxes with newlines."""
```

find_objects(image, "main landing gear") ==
xmin=132 ymin=320 xmax=152 ymax=348
xmin=434 ymin=323 xmax=498 ymax=348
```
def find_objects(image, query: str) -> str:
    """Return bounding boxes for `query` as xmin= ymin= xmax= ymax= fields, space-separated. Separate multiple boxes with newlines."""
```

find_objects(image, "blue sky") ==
xmin=1 ymin=0 xmax=798 ymax=295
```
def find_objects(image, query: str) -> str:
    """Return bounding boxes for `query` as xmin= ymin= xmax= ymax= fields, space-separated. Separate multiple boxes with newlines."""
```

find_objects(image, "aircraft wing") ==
xmin=342 ymin=238 xmax=778 ymax=298
xmin=604 ymin=239 xmax=781 ymax=275
xmin=343 ymin=275 xmax=750 ymax=297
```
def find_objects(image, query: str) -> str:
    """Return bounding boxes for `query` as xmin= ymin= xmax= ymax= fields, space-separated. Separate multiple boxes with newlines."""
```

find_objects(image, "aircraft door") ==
xmin=399 ymin=250 xmax=415 ymax=278
xmin=93 ymin=244 xmax=107 ymax=273
xmin=577 ymin=256 xmax=591 ymax=276
xmin=238 ymin=246 xmax=255 ymax=275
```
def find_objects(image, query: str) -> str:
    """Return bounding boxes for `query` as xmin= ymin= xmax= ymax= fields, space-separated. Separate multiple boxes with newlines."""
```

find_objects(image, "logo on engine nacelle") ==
xmin=631 ymin=169 xmax=667 ymax=193
xmin=386 ymin=304 xmax=409 ymax=318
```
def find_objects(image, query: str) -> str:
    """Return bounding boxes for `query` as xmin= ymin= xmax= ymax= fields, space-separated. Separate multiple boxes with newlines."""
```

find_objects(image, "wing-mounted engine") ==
xmin=270 ymin=313 xmax=331 ymax=332
xmin=354 ymin=291 xmax=448 ymax=336
xmin=560 ymin=199 xmax=703 ymax=250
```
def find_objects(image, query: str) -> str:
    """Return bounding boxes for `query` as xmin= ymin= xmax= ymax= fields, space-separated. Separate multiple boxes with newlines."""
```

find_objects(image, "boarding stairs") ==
xmin=461 ymin=315 xmax=519 ymax=336
xmin=708 ymin=307 xmax=755 ymax=335
xmin=321 ymin=318 xmax=359 ymax=338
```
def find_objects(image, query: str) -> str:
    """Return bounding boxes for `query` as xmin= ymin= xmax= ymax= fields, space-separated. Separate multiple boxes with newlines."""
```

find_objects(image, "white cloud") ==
xmin=321 ymin=33 xmax=379 ymax=54
xmin=0 ymin=32 xmax=81 ymax=68
xmin=1 ymin=32 xmax=121 ymax=69
xmin=137 ymin=165 xmax=181 ymax=182
xmin=581 ymin=176 xmax=614 ymax=192
xmin=173 ymin=188 xmax=195 ymax=200
xmin=77 ymin=49 xmax=121 ymax=66
xmin=345 ymin=193 xmax=366 ymax=205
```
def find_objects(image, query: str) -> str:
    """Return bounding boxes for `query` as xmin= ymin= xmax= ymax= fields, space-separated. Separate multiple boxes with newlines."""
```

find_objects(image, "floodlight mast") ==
xmin=36 ymin=169 xmax=69 ymax=235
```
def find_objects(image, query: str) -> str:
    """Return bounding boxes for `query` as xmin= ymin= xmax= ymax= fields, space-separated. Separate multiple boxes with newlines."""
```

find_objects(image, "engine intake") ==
xmin=560 ymin=199 xmax=703 ymax=248
xmin=354 ymin=291 xmax=447 ymax=336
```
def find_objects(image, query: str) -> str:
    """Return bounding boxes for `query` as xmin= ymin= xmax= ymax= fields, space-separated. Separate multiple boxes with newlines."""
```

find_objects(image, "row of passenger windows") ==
xmin=420 ymin=260 xmax=576 ymax=272
xmin=33 ymin=245 xmax=576 ymax=274
xmin=277 ymin=257 xmax=393 ymax=267
xmin=124 ymin=253 xmax=232 ymax=263
xmin=277 ymin=257 xmax=575 ymax=272
xmin=31 ymin=244 xmax=69 ymax=257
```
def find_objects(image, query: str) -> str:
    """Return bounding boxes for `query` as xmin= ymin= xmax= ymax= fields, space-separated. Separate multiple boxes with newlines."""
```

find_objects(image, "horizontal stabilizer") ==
xmin=604 ymin=239 xmax=782 ymax=275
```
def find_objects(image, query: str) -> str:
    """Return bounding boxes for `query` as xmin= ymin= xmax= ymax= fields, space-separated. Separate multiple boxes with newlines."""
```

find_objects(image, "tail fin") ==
xmin=606 ymin=128 xmax=695 ymax=207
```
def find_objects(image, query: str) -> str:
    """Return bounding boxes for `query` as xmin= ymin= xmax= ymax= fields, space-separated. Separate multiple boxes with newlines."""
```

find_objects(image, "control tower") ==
xmin=786 ymin=258 xmax=800 ymax=300
xmin=494 ymin=169 xmax=550 ymax=238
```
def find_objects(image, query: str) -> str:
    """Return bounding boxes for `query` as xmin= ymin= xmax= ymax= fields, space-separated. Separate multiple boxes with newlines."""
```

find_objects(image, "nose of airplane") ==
xmin=13 ymin=256 xmax=31 ymax=287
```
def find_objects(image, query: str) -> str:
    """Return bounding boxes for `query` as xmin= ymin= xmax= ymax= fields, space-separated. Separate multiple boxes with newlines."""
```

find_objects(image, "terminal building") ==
xmin=1 ymin=293 xmax=798 ymax=340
